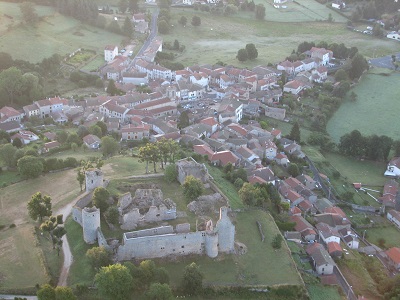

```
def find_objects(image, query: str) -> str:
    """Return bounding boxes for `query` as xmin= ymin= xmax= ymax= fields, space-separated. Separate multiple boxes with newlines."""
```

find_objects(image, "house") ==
xmin=283 ymin=80 xmax=307 ymax=95
xmin=315 ymin=223 xmax=340 ymax=244
xmin=236 ymin=146 xmax=261 ymax=166
xmin=332 ymin=0 xmax=345 ymax=9
xmin=284 ymin=231 xmax=302 ymax=243
xmin=104 ymin=45 xmax=118 ymax=62
xmin=0 ymin=121 xmax=20 ymax=133
xmin=210 ymin=150 xmax=240 ymax=167
xmin=306 ymin=243 xmax=335 ymax=275
xmin=297 ymin=174 xmax=318 ymax=190
xmin=264 ymin=106 xmax=286 ymax=121
xmin=218 ymin=100 xmax=243 ymax=124
xmin=23 ymin=103 xmax=40 ymax=118
xmin=264 ymin=140 xmax=278 ymax=160
xmin=43 ymin=131 xmax=57 ymax=141
xmin=277 ymin=60 xmax=294 ymax=74
xmin=309 ymin=47 xmax=333 ymax=66
xmin=342 ymin=234 xmax=359 ymax=250
xmin=314 ymin=213 xmax=351 ymax=231
xmin=379 ymin=180 xmax=399 ymax=208
xmin=249 ymin=167 xmax=275 ymax=185
xmin=199 ymin=117 xmax=218 ymax=134
xmin=121 ymin=124 xmax=151 ymax=141
xmin=384 ymin=157 xmax=400 ymax=177
xmin=387 ymin=210 xmax=400 ymax=229
xmin=0 ymin=106 xmax=24 ymax=123
xmin=275 ymin=153 xmax=290 ymax=167
xmin=11 ymin=130 xmax=39 ymax=145
xmin=327 ymin=242 xmax=342 ymax=257
xmin=193 ymin=144 xmax=214 ymax=160
xmin=83 ymin=134 xmax=101 ymax=149
xmin=290 ymin=215 xmax=316 ymax=242
xmin=42 ymin=141 xmax=61 ymax=153
xmin=385 ymin=247 xmax=400 ymax=271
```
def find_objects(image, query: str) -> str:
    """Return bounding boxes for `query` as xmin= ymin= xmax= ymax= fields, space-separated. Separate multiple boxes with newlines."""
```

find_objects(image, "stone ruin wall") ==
xmin=85 ymin=168 xmax=103 ymax=192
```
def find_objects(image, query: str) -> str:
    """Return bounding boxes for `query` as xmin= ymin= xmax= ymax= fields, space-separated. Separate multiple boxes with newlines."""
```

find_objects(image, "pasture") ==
xmin=327 ymin=70 xmax=400 ymax=143
xmin=162 ymin=7 xmax=399 ymax=67
xmin=364 ymin=226 xmax=400 ymax=248
xmin=307 ymin=284 xmax=343 ymax=300
xmin=0 ymin=1 xmax=124 ymax=62
xmin=0 ymin=168 xmax=82 ymax=290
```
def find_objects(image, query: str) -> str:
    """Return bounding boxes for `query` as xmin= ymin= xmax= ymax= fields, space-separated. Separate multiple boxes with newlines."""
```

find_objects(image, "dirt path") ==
xmin=55 ymin=202 xmax=75 ymax=287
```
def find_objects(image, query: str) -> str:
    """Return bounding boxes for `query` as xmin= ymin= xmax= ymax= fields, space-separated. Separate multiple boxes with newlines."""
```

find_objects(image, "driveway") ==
xmin=369 ymin=53 xmax=400 ymax=70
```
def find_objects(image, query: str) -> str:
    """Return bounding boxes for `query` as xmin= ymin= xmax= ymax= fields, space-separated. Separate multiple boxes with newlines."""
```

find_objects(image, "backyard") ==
xmin=327 ymin=69 xmax=400 ymax=143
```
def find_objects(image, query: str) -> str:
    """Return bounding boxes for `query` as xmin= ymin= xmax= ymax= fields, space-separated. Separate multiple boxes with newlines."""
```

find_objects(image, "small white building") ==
xmin=384 ymin=157 xmax=400 ymax=177
xmin=104 ymin=45 xmax=118 ymax=62
xmin=387 ymin=31 xmax=400 ymax=41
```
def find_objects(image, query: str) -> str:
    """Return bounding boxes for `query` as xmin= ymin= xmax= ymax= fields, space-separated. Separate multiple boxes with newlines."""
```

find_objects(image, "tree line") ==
xmin=137 ymin=138 xmax=179 ymax=173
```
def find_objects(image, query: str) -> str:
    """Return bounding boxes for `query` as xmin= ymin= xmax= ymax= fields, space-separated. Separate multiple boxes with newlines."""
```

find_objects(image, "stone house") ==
xmin=306 ymin=243 xmax=335 ymax=275
xmin=83 ymin=134 xmax=101 ymax=149
xmin=290 ymin=215 xmax=316 ymax=242
xmin=387 ymin=210 xmax=400 ymax=229
xmin=121 ymin=124 xmax=151 ymax=141
xmin=265 ymin=106 xmax=286 ymax=121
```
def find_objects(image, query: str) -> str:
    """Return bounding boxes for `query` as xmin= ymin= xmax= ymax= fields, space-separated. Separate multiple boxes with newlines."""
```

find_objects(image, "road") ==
xmin=369 ymin=52 xmax=400 ymax=70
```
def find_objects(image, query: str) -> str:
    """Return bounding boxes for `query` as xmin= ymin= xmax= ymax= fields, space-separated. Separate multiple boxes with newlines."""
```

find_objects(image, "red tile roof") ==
xmin=327 ymin=242 xmax=342 ymax=255
xmin=211 ymin=150 xmax=239 ymax=166
xmin=386 ymin=247 xmax=400 ymax=265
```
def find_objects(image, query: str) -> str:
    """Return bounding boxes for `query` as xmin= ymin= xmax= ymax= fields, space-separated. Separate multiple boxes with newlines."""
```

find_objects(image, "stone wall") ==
xmin=176 ymin=157 xmax=209 ymax=185
xmin=82 ymin=206 xmax=101 ymax=244
xmin=97 ymin=228 xmax=110 ymax=250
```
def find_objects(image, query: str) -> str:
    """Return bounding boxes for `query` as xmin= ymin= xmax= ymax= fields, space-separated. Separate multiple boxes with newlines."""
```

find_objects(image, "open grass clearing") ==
xmin=0 ymin=168 xmax=82 ymax=289
xmin=45 ymin=148 xmax=102 ymax=161
xmin=0 ymin=170 xmax=23 ymax=187
xmin=364 ymin=226 xmax=400 ymax=248
xmin=0 ymin=2 xmax=125 ymax=62
xmin=81 ymin=55 xmax=106 ymax=72
xmin=160 ymin=210 xmax=302 ymax=287
xmin=302 ymin=146 xmax=328 ymax=163
xmin=102 ymin=155 xmax=150 ymax=178
xmin=163 ymin=8 xmax=399 ymax=67
xmin=327 ymin=71 xmax=400 ymax=143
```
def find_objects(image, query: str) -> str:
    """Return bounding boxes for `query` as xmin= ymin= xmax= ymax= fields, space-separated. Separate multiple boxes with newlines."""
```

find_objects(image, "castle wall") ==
xmin=118 ymin=231 xmax=206 ymax=261
xmin=205 ymin=232 xmax=218 ymax=258
xmin=216 ymin=207 xmax=235 ymax=253
xmin=82 ymin=207 xmax=101 ymax=244
xmin=97 ymin=228 xmax=110 ymax=250
xmin=124 ymin=226 xmax=174 ymax=239
xmin=85 ymin=169 xmax=103 ymax=192
xmin=72 ymin=207 xmax=83 ymax=226
xmin=121 ymin=208 xmax=141 ymax=230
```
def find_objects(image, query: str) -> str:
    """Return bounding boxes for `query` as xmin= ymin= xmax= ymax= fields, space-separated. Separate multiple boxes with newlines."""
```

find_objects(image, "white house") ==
xmin=387 ymin=31 xmax=400 ymax=41
xmin=310 ymin=47 xmax=333 ymax=66
xmin=385 ymin=157 xmax=400 ymax=177
xmin=283 ymin=80 xmax=306 ymax=95
xmin=104 ymin=45 xmax=118 ymax=62
xmin=387 ymin=210 xmax=400 ymax=229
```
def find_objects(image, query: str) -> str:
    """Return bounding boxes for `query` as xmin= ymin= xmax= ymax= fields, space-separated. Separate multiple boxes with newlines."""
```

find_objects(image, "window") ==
xmin=181 ymin=245 xmax=185 ymax=249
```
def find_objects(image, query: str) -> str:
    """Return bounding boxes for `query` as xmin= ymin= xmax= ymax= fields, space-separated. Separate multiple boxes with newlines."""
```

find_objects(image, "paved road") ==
xmin=369 ymin=53 xmax=400 ymax=70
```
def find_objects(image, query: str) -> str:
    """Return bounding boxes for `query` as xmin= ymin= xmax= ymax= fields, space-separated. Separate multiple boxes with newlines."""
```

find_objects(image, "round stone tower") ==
xmin=216 ymin=206 xmax=235 ymax=253
xmin=82 ymin=206 xmax=100 ymax=244
xmin=205 ymin=231 xmax=218 ymax=258
xmin=85 ymin=168 xmax=103 ymax=192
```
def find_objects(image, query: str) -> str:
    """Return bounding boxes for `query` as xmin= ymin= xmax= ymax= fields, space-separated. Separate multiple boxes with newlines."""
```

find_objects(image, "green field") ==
xmin=307 ymin=284 xmax=343 ymax=300
xmin=327 ymin=70 xmax=400 ymax=143
xmin=0 ymin=1 xmax=124 ymax=62
xmin=161 ymin=7 xmax=399 ymax=67
xmin=364 ymin=226 xmax=400 ymax=248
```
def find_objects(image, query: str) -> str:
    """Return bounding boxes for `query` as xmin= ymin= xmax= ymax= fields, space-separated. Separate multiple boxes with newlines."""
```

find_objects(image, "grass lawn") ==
xmin=327 ymin=70 xmax=400 ymax=143
xmin=65 ymin=218 xmax=96 ymax=286
xmin=207 ymin=165 xmax=244 ymax=209
xmin=364 ymin=226 xmax=400 ymax=248
xmin=0 ymin=168 xmax=82 ymax=289
xmin=0 ymin=2 xmax=125 ymax=62
xmin=307 ymin=284 xmax=343 ymax=300
xmin=45 ymin=148 xmax=102 ymax=161
xmin=102 ymin=155 xmax=150 ymax=179
xmin=0 ymin=170 xmax=23 ymax=187
xmin=302 ymin=146 xmax=327 ymax=163
xmin=160 ymin=210 xmax=302 ymax=287
xmin=162 ymin=8 xmax=399 ymax=67
xmin=81 ymin=55 xmax=106 ymax=72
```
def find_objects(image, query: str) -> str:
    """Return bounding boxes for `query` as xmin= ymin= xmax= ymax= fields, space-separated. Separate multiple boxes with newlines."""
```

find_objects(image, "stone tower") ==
xmin=85 ymin=168 xmax=103 ymax=192
xmin=216 ymin=206 xmax=235 ymax=253
xmin=204 ymin=220 xmax=218 ymax=258
xmin=82 ymin=206 xmax=100 ymax=244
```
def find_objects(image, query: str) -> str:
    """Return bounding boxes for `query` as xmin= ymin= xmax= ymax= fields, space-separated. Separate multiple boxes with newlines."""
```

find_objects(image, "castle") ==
xmin=72 ymin=168 xmax=236 ymax=260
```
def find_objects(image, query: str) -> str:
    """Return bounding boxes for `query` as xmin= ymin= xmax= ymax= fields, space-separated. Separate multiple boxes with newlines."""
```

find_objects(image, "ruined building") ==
xmin=176 ymin=157 xmax=210 ymax=185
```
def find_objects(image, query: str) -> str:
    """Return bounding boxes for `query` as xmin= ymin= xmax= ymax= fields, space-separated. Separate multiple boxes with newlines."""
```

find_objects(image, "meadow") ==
xmin=327 ymin=70 xmax=400 ymax=143
xmin=364 ymin=226 xmax=400 ymax=248
xmin=0 ymin=1 xmax=125 ymax=63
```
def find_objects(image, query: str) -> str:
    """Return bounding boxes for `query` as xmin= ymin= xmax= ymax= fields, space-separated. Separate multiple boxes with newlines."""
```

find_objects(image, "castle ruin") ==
xmin=176 ymin=157 xmax=210 ymax=185
xmin=85 ymin=168 xmax=103 ymax=192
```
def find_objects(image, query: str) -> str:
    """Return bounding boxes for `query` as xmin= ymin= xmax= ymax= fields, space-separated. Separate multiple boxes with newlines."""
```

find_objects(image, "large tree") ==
xmin=181 ymin=262 xmax=203 ymax=296
xmin=37 ymin=284 xmax=55 ymax=300
xmin=158 ymin=20 xmax=169 ymax=34
xmin=40 ymin=214 xmax=66 ymax=255
xmin=349 ymin=53 xmax=369 ymax=79
xmin=54 ymin=286 xmax=77 ymax=300
xmin=20 ymin=2 xmax=39 ymax=25
xmin=0 ymin=143 xmax=17 ymax=168
xmin=95 ymin=264 xmax=133 ymax=300
xmin=17 ymin=155 xmax=44 ymax=178
xmin=236 ymin=48 xmax=248 ymax=62
xmin=146 ymin=283 xmax=174 ymax=300
xmin=191 ymin=15 xmax=201 ymax=26
xmin=178 ymin=16 xmax=187 ymax=26
xmin=245 ymin=43 xmax=258 ymax=60
xmin=86 ymin=246 xmax=112 ymax=270
xmin=182 ymin=175 xmax=204 ymax=201
xmin=239 ymin=182 xmax=261 ymax=206
xmin=92 ymin=187 xmax=110 ymax=212
xmin=27 ymin=192 xmax=52 ymax=222
xmin=0 ymin=67 xmax=25 ymax=105
xmin=255 ymin=3 xmax=265 ymax=20
xmin=118 ymin=0 xmax=128 ymax=13
xmin=101 ymin=136 xmax=119 ymax=157
xmin=289 ymin=122 xmax=301 ymax=143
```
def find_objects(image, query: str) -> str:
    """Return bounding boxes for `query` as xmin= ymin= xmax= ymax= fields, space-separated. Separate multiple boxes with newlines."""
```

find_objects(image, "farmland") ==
xmin=0 ymin=2 xmax=125 ymax=63
xmin=327 ymin=69 xmax=400 ymax=143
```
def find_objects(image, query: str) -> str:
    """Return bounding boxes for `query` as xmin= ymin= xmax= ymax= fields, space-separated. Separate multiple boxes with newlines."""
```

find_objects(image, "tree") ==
xmin=122 ymin=16 xmax=134 ymax=38
xmin=287 ymin=163 xmax=300 ymax=177
xmin=40 ymin=215 xmax=66 ymax=255
xmin=37 ymin=284 xmax=55 ymax=300
xmin=101 ymin=136 xmax=119 ymax=157
xmin=56 ymin=131 xmax=68 ymax=144
xmin=255 ymin=3 xmax=265 ymax=20
xmin=77 ymin=169 xmax=85 ymax=191
xmin=183 ymin=175 xmax=204 ymax=201
xmin=67 ymin=132 xmax=81 ymax=146
xmin=271 ymin=233 xmax=283 ymax=249
xmin=27 ymin=192 xmax=52 ymax=222
xmin=181 ymin=262 xmax=203 ymax=295
xmin=107 ymin=79 xmax=119 ymax=96
xmin=0 ymin=143 xmax=17 ymax=168
xmin=20 ymin=2 xmax=39 ymax=25
xmin=90 ymin=124 xmax=103 ymax=138
xmin=174 ymin=39 xmax=180 ymax=50
xmin=349 ymin=53 xmax=369 ymax=80
xmin=334 ymin=69 xmax=348 ymax=82
xmin=245 ymin=43 xmax=258 ymax=60
xmin=86 ymin=246 xmax=112 ymax=270
xmin=146 ymin=283 xmax=173 ymax=300
xmin=105 ymin=206 xmax=119 ymax=225
xmin=164 ymin=164 xmax=178 ymax=183
xmin=239 ymin=182 xmax=261 ymax=206
xmin=71 ymin=142 xmax=78 ymax=152
xmin=191 ymin=16 xmax=201 ymax=26
xmin=108 ymin=20 xmax=122 ymax=34
xmin=96 ymin=121 xmax=108 ymax=136
xmin=92 ymin=187 xmax=110 ymax=212
xmin=12 ymin=137 xmax=23 ymax=148
xmin=158 ymin=20 xmax=169 ymax=34
xmin=179 ymin=16 xmax=187 ymax=26
xmin=138 ymin=143 xmax=152 ymax=174
xmin=55 ymin=286 xmax=77 ymax=300
xmin=289 ymin=122 xmax=301 ymax=142
xmin=236 ymin=48 xmax=248 ymax=62
xmin=0 ymin=67 xmax=25 ymax=105
xmin=95 ymin=264 xmax=133 ymax=300
xmin=178 ymin=110 xmax=189 ymax=129
xmin=129 ymin=0 xmax=139 ymax=12
xmin=18 ymin=155 xmax=43 ymax=178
